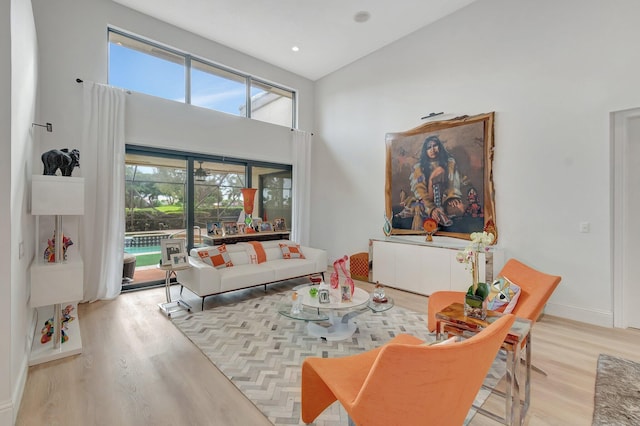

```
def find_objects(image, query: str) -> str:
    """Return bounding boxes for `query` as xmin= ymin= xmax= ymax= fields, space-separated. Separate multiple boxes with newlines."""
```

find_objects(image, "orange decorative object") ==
xmin=241 ymin=188 xmax=257 ymax=215
xmin=423 ymin=218 xmax=438 ymax=242
xmin=349 ymin=252 xmax=369 ymax=281
xmin=301 ymin=314 xmax=515 ymax=426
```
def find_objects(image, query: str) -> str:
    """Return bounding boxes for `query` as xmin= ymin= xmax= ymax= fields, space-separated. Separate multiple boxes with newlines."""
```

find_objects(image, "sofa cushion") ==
xmin=279 ymin=243 xmax=306 ymax=259
xmin=197 ymin=244 xmax=234 ymax=269
xmin=218 ymin=263 xmax=277 ymax=292
xmin=269 ymin=258 xmax=318 ymax=282
xmin=226 ymin=243 xmax=252 ymax=265
xmin=257 ymin=240 xmax=290 ymax=261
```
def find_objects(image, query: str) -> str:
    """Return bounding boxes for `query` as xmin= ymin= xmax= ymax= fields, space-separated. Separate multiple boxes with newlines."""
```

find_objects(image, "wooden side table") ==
xmin=435 ymin=303 xmax=531 ymax=426
xmin=158 ymin=263 xmax=192 ymax=317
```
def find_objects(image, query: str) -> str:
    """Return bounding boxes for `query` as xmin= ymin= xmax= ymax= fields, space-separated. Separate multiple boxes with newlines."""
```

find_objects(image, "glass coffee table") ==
xmin=280 ymin=285 xmax=394 ymax=341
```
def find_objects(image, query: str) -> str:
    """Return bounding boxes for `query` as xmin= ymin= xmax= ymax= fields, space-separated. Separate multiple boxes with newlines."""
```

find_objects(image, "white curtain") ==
xmin=291 ymin=130 xmax=312 ymax=245
xmin=80 ymin=82 xmax=126 ymax=301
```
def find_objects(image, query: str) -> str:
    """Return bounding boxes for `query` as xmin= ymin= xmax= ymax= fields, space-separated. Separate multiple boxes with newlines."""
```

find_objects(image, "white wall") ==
xmin=31 ymin=0 xmax=315 ymax=164
xmin=0 ymin=1 xmax=12 ymax=423
xmin=313 ymin=0 xmax=640 ymax=327
xmin=6 ymin=0 xmax=38 ymax=424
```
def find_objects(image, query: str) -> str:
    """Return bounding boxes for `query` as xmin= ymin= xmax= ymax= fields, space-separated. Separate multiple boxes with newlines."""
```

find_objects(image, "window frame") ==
xmin=108 ymin=27 xmax=297 ymax=128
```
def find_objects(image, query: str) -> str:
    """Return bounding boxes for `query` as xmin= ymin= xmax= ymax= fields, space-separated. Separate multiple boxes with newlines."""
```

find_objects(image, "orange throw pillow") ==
xmin=197 ymin=244 xmax=234 ymax=269
xmin=279 ymin=243 xmax=306 ymax=259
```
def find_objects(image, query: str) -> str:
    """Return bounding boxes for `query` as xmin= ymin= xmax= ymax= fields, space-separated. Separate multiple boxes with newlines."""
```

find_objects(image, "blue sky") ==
xmin=109 ymin=43 xmax=246 ymax=115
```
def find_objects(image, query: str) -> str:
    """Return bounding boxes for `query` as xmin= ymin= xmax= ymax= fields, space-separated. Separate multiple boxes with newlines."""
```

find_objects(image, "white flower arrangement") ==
xmin=456 ymin=232 xmax=495 ymax=293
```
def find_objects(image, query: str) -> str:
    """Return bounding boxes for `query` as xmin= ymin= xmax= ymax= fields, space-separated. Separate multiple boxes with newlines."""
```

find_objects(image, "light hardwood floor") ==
xmin=17 ymin=277 xmax=640 ymax=426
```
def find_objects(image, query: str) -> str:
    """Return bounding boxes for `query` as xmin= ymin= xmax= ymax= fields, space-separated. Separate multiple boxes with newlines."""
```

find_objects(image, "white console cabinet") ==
xmin=29 ymin=175 xmax=84 ymax=365
xmin=370 ymin=236 xmax=504 ymax=296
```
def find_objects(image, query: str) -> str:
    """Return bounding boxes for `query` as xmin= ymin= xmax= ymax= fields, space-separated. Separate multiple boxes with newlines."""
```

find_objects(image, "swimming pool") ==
xmin=125 ymin=245 xmax=161 ymax=255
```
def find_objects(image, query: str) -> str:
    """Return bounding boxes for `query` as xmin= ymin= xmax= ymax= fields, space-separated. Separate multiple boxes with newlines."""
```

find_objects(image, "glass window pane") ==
xmin=253 ymin=166 xmax=292 ymax=227
xmin=193 ymin=160 xmax=247 ymax=232
xmin=124 ymin=154 xmax=187 ymax=287
xmin=109 ymin=31 xmax=186 ymax=102
xmin=250 ymin=80 xmax=294 ymax=127
xmin=191 ymin=60 xmax=247 ymax=116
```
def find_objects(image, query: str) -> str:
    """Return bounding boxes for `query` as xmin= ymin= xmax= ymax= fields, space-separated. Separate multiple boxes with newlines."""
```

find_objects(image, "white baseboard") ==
xmin=544 ymin=301 xmax=613 ymax=328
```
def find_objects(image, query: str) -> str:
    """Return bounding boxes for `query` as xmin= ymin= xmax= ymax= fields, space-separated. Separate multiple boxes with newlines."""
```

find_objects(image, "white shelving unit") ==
xmin=29 ymin=175 xmax=85 ymax=365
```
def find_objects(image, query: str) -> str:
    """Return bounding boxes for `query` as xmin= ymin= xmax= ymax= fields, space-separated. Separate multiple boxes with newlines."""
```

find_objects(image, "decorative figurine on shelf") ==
xmin=40 ymin=304 xmax=75 ymax=344
xmin=44 ymin=233 xmax=73 ymax=262
xmin=241 ymin=188 xmax=257 ymax=228
xmin=372 ymin=282 xmax=388 ymax=304
xmin=41 ymin=148 xmax=80 ymax=176
xmin=383 ymin=214 xmax=392 ymax=236
xmin=423 ymin=217 xmax=438 ymax=242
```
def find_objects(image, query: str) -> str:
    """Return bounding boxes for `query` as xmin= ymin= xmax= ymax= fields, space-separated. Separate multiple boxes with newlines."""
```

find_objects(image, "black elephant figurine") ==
xmin=41 ymin=149 xmax=80 ymax=176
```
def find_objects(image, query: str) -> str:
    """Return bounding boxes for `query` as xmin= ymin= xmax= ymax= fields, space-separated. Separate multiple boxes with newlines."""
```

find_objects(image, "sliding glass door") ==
xmin=123 ymin=147 xmax=292 ymax=290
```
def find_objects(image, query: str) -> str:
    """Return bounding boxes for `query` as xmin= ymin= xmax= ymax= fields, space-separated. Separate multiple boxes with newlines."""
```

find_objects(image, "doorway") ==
xmin=612 ymin=107 xmax=640 ymax=329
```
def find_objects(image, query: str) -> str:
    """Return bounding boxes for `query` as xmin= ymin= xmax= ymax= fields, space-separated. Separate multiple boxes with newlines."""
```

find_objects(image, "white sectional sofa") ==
xmin=177 ymin=239 xmax=328 ymax=310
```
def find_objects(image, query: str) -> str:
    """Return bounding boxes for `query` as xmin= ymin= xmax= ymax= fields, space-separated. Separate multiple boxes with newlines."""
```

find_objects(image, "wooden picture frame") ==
xmin=273 ymin=217 xmax=287 ymax=231
xmin=385 ymin=112 xmax=496 ymax=241
xmin=161 ymin=238 xmax=186 ymax=266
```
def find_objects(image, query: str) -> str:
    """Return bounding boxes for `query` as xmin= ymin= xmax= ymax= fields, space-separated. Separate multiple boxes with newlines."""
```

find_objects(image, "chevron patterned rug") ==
xmin=171 ymin=284 xmax=505 ymax=425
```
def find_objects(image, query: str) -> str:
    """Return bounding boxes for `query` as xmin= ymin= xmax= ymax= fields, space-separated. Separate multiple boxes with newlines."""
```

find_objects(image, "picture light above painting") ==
xmin=384 ymin=112 xmax=497 ymax=242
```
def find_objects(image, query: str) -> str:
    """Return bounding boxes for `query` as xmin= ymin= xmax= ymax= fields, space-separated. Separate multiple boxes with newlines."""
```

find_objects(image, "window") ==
xmin=109 ymin=31 xmax=185 ymax=102
xmin=191 ymin=59 xmax=246 ymax=116
xmin=108 ymin=29 xmax=297 ymax=128
xmin=124 ymin=147 xmax=292 ymax=290
xmin=249 ymin=80 xmax=295 ymax=128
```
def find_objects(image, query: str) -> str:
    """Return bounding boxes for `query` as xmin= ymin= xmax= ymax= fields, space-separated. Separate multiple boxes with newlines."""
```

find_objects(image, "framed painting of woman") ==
xmin=385 ymin=112 xmax=497 ymax=241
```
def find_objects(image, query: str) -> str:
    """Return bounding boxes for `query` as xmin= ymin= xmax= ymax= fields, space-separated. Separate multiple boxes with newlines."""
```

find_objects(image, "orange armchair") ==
xmin=427 ymin=258 xmax=562 ymax=333
xmin=301 ymin=314 xmax=515 ymax=426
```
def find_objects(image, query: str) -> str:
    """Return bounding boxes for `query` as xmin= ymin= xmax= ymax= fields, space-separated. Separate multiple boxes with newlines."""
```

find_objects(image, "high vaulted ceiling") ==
xmin=112 ymin=0 xmax=477 ymax=81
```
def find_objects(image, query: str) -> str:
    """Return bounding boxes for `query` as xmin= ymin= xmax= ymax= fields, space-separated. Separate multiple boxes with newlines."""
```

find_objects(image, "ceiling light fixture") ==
xmin=194 ymin=161 xmax=208 ymax=182
xmin=291 ymin=46 xmax=300 ymax=52
xmin=353 ymin=11 xmax=371 ymax=23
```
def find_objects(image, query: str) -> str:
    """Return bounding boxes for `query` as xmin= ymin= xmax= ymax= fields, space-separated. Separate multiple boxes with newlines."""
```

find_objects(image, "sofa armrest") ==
xmin=176 ymin=257 xmax=222 ymax=297
xmin=300 ymin=246 xmax=328 ymax=273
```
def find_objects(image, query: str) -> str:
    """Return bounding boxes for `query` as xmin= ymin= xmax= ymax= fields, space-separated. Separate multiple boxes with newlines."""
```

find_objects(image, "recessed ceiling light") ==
xmin=291 ymin=46 xmax=300 ymax=52
xmin=353 ymin=11 xmax=371 ymax=23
